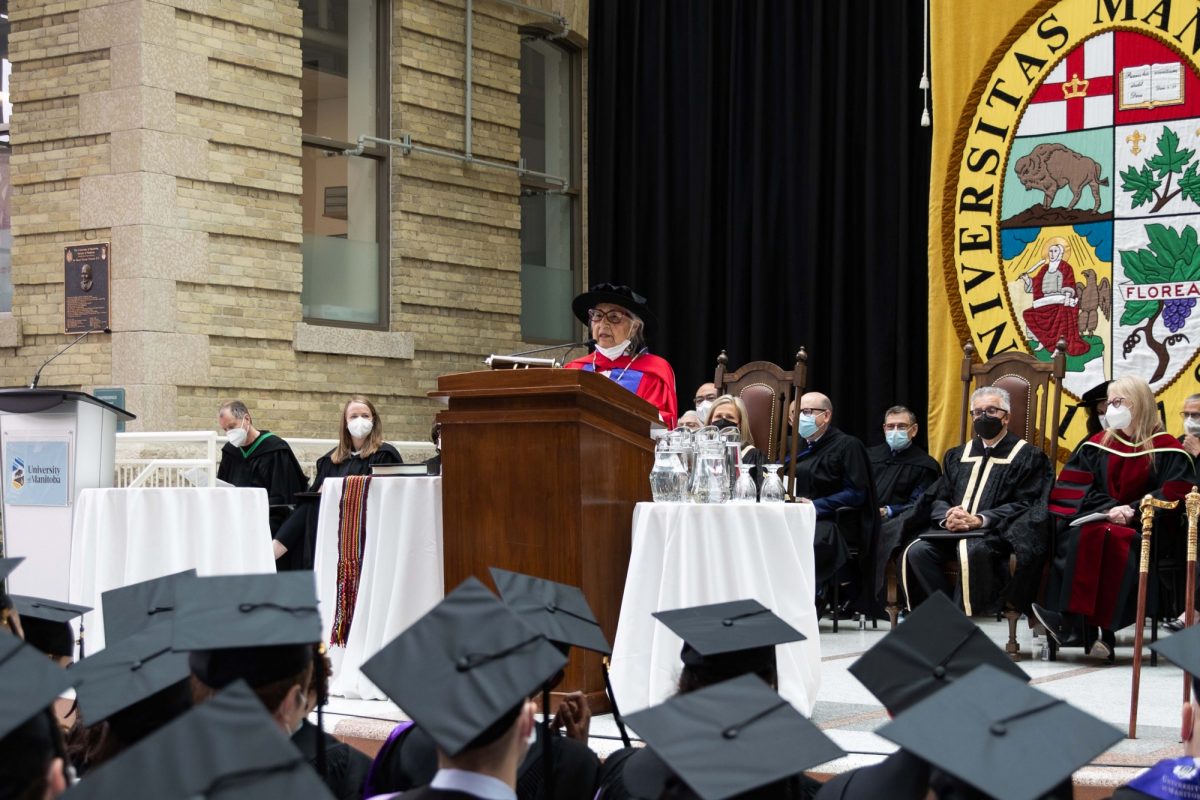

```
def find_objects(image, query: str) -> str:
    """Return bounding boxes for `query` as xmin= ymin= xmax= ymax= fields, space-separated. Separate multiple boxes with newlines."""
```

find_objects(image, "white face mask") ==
xmin=347 ymin=417 xmax=373 ymax=439
xmin=595 ymin=339 xmax=632 ymax=360
xmin=1186 ymin=418 xmax=1200 ymax=436
xmin=226 ymin=425 xmax=248 ymax=447
xmin=696 ymin=399 xmax=714 ymax=423
xmin=1104 ymin=405 xmax=1132 ymax=432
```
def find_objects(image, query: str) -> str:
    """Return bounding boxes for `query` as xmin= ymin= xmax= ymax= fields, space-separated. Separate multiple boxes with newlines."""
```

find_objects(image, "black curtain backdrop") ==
xmin=588 ymin=0 xmax=932 ymax=447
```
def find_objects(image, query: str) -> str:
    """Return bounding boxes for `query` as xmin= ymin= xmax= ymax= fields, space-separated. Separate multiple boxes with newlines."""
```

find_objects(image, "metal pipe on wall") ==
xmin=345 ymin=134 xmax=569 ymax=188
xmin=465 ymin=0 xmax=474 ymax=159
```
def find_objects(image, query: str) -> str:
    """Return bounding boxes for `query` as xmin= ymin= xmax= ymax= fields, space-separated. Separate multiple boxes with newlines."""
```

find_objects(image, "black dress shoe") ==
xmin=1032 ymin=603 xmax=1085 ymax=647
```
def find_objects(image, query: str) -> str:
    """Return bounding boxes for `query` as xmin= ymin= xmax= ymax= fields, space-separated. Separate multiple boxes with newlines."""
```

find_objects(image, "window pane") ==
xmin=301 ymin=147 xmax=379 ymax=324
xmin=519 ymin=39 xmax=571 ymax=180
xmin=301 ymin=0 xmax=376 ymax=143
xmin=520 ymin=193 xmax=574 ymax=341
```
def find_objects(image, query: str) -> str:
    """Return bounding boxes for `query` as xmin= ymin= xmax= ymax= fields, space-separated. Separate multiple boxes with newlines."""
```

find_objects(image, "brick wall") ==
xmin=6 ymin=0 xmax=588 ymax=442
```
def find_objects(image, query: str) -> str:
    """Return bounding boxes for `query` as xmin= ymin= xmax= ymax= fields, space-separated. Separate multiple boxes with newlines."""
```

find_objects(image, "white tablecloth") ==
xmin=69 ymin=487 xmax=276 ymax=653
xmin=609 ymin=501 xmax=821 ymax=715
xmin=314 ymin=476 xmax=444 ymax=699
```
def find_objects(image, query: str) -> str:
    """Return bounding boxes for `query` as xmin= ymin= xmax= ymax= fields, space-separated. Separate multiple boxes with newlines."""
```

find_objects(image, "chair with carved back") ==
xmin=957 ymin=339 xmax=1064 ymax=658
xmin=713 ymin=348 xmax=808 ymax=497
xmin=887 ymin=340 xmax=1065 ymax=657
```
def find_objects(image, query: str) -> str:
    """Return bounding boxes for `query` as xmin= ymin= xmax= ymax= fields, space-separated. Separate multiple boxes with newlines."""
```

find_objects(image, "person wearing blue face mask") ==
xmin=869 ymin=407 xmax=940 ymax=522
xmin=790 ymin=391 xmax=880 ymax=618
xmin=867 ymin=407 xmax=941 ymax=608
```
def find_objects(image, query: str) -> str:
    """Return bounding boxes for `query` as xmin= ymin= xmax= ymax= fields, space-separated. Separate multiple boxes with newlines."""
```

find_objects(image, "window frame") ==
xmin=299 ymin=0 xmax=391 ymax=332
xmin=518 ymin=29 xmax=583 ymax=345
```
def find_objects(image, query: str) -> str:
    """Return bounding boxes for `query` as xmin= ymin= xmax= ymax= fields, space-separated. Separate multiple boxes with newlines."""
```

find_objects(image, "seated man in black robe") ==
xmin=791 ymin=392 xmax=879 ymax=610
xmin=216 ymin=399 xmax=308 ymax=536
xmin=870 ymin=405 xmax=940 ymax=521
xmin=900 ymin=386 xmax=1052 ymax=615
xmin=869 ymin=405 xmax=940 ymax=604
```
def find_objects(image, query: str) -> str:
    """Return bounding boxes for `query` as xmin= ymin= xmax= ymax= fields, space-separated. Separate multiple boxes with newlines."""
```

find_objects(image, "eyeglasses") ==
xmin=883 ymin=423 xmax=913 ymax=431
xmin=799 ymin=408 xmax=829 ymax=416
xmin=694 ymin=393 xmax=718 ymax=404
xmin=586 ymin=309 xmax=631 ymax=325
xmin=1181 ymin=411 xmax=1200 ymax=421
xmin=1108 ymin=397 xmax=1129 ymax=408
xmin=969 ymin=406 xmax=1006 ymax=419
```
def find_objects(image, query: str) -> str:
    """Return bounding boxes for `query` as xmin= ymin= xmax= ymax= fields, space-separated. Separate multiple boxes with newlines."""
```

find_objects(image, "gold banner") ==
xmin=929 ymin=0 xmax=1200 ymax=461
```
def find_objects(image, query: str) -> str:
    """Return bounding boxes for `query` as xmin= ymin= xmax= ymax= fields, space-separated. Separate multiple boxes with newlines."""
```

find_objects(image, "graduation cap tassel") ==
xmin=542 ymin=684 xmax=554 ymax=800
xmin=602 ymin=657 xmax=632 ymax=748
xmin=919 ymin=0 xmax=931 ymax=127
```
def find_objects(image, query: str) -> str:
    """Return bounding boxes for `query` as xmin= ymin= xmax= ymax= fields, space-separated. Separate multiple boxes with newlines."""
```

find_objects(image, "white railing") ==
xmin=114 ymin=431 xmax=435 ymax=488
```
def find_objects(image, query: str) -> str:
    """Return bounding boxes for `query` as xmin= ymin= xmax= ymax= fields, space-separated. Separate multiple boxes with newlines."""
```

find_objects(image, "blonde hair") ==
xmin=1102 ymin=375 xmax=1161 ymax=452
xmin=705 ymin=395 xmax=755 ymax=447
xmin=331 ymin=395 xmax=384 ymax=464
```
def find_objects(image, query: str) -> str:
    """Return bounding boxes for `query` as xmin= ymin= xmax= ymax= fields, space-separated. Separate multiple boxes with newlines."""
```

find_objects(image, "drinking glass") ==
xmin=733 ymin=462 xmax=758 ymax=502
xmin=760 ymin=464 xmax=785 ymax=503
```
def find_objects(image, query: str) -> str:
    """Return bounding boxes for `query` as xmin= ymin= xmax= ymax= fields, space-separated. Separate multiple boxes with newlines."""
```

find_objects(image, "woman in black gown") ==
xmin=273 ymin=395 xmax=402 ymax=570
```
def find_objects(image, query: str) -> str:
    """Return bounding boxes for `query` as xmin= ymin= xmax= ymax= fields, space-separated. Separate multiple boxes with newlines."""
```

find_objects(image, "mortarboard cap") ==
xmin=876 ymin=664 xmax=1122 ymax=800
xmin=172 ymin=572 xmax=321 ymax=689
xmin=61 ymin=679 xmax=334 ymax=799
xmin=653 ymin=599 xmax=804 ymax=672
xmin=848 ymin=591 xmax=1028 ymax=714
xmin=0 ymin=633 xmax=74 ymax=741
xmin=73 ymin=619 xmax=191 ymax=727
xmin=360 ymin=576 xmax=568 ymax=757
xmin=1078 ymin=381 xmax=1111 ymax=407
xmin=489 ymin=567 xmax=612 ymax=655
xmin=11 ymin=595 xmax=89 ymax=659
xmin=624 ymin=673 xmax=844 ymax=800
xmin=1149 ymin=620 xmax=1200 ymax=675
xmin=102 ymin=569 xmax=195 ymax=646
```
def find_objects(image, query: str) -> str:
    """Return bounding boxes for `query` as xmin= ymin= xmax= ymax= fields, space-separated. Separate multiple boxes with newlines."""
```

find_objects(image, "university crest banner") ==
xmin=929 ymin=0 xmax=1200 ymax=461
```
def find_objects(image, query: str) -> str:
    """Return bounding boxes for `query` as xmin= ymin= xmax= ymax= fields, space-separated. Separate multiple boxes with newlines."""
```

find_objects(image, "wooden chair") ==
xmin=714 ymin=348 xmax=808 ymax=497
xmin=887 ymin=339 xmax=1065 ymax=657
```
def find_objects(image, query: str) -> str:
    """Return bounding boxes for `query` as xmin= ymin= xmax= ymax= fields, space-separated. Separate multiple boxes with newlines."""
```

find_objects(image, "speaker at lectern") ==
xmin=0 ymin=389 xmax=134 ymax=600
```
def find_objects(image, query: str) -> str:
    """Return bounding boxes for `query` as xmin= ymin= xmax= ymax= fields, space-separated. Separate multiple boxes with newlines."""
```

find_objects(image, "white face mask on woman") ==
xmin=595 ymin=339 xmax=631 ymax=360
xmin=347 ymin=417 xmax=373 ymax=439
xmin=1104 ymin=404 xmax=1132 ymax=432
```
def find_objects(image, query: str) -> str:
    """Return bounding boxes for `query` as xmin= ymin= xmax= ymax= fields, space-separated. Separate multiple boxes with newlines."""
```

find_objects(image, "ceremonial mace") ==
xmin=1131 ymin=494 xmax=1179 ymax=738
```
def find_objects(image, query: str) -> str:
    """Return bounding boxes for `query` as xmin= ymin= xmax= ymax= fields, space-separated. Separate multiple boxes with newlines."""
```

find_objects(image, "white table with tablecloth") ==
xmin=68 ymin=487 xmax=276 ymax=653
xmin=608 ymin=501 xmax=821 ymax=715
xmin=314 ymin=475 xmax=444 ymax=699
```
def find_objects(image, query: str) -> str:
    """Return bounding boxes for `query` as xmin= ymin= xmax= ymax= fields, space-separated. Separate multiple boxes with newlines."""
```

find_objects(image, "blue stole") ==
xmin=1127 ymin=756 xmax=1200 ymax=798
xmin=581 ymin=362 xmax=645 ymax=395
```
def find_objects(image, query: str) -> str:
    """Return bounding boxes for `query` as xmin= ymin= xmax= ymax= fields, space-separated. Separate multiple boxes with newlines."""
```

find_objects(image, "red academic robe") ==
xmin=1053 ymin=432 xmax=1195 ymax=628
xmin=564 ymin=351 xmax=678 ymax=429
xmin=1022 ymin=260 xmax=1089 ymax=356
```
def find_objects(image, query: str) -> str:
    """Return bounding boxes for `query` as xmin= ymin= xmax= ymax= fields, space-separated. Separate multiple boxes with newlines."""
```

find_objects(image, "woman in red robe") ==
xmin=1034 ymin=375 xmax=1195 ymax=661
xmin=1020 ymin=238 xmax=1089 ymax=356
xmin=564 ymin=283 xmax=678 ymax=429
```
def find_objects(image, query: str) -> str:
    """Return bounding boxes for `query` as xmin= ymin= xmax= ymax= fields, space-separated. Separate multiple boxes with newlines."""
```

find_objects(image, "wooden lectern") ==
xmin=433 ymin=368 xmax=658 ymax=710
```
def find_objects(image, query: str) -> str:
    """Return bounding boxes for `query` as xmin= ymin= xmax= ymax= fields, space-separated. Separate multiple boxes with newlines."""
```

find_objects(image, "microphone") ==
xmin=482 ymin=339 xmax=596 ymax=368
xmin=508 ymin=338 xmax=595 ymax=357
xmin=29 ymin=327 xmax=111 ymax=389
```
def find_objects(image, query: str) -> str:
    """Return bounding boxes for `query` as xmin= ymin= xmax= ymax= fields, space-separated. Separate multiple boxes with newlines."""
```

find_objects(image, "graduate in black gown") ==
xmin=273 ymin=395 xmax=403 ymax=570
xmin=790 ymin=392 xmax=879 ymax=605
xmin=216 ymin=399 xmax=308 ymax=536
xmin=900 ymin=387 xmax=1052 ymax=616
xmin=868 ymin=406 xmax=940 ymax=602
xmin=365 ymin=568 xmax=604 ymax=800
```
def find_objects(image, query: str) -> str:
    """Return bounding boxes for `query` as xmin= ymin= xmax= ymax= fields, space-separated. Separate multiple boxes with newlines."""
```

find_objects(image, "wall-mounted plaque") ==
xmin=64 ymin=243 xmax=110 ymax=334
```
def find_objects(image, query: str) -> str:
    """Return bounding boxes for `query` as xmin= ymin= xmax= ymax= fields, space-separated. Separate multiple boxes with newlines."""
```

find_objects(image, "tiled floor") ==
xmin=320 ymin=615 xmax=1192 ymax=791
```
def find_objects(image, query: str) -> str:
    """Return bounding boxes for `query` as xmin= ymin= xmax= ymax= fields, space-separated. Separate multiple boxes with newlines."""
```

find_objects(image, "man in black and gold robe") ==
xmin=791 ymin=392 xmax=879 ymax=607
xmin=900 ymin=387 xmax=1052 ymax=615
